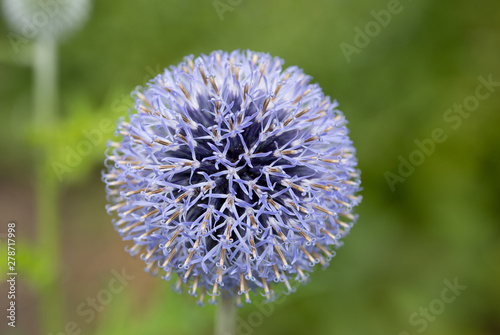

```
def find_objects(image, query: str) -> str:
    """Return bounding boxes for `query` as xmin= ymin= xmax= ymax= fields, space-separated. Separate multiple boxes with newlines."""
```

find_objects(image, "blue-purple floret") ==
xmin=103 ymin=50 xmax=361 ymax=305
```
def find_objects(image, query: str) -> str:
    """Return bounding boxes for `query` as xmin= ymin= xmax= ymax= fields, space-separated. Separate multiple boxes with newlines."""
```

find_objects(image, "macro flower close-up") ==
xmin=104 ymin=50 xmax=361 ymax=305
xmin=1 ymin=1 xmax=499 ymax=335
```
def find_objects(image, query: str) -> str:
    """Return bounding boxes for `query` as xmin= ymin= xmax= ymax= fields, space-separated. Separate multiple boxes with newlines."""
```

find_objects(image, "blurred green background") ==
xmin=1 ymin=0 xmax=499 ymax=334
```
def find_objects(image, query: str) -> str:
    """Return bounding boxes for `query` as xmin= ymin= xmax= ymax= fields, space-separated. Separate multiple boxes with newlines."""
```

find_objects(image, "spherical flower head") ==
xmin=103 ymin=50 xmax=361 ymax=306
xmin=2 ymin=0 xmax=91 ymax=40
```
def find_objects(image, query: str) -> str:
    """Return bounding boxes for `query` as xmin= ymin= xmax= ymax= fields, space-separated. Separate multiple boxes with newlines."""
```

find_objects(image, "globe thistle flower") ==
xmin=2 ymin=0 xmax=91 ymax=40
xmin=103 ymin=50 xmax=361 ymax=306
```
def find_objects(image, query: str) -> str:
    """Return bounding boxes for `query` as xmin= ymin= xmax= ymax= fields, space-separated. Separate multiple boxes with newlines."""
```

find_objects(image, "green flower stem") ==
xmin=34 ymin=36 xmax=58 ymax=126
xmin=214 ymin=292 xmax=236 ymax=335
xmin=33 ymin=35 xmax=64 ymax=334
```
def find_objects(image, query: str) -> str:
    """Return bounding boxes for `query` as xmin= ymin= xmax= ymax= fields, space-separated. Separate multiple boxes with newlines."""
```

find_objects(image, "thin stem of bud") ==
xmin=214 ymin=292 xmax=236 ymax=335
